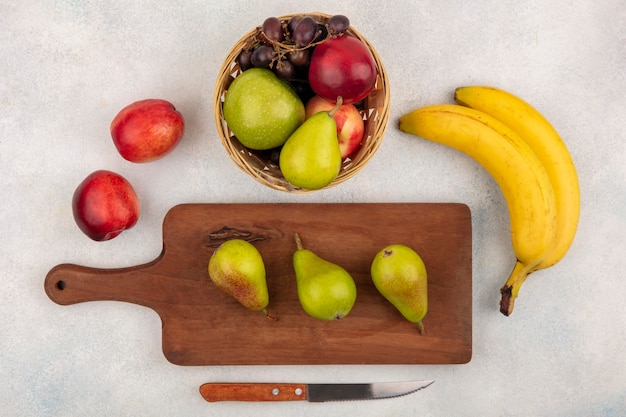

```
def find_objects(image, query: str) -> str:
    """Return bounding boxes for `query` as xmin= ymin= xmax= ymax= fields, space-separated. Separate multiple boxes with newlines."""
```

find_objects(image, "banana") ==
xmin=454 ymin=86 xmax=580 ymax=274
xmin=399 ymin=104 xmax=558 ymax=315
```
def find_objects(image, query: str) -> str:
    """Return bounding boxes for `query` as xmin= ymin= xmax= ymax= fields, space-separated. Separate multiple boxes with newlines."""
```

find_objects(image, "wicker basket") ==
xmin=214 ymin=12 xmax=390 ymax=193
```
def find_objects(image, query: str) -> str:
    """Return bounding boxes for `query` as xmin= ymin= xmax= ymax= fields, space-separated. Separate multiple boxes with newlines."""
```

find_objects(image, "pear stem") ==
xmin=416 ymin=321 xmax=424 ymax=335
xmin=328 ymin=96 xmax=343 ymax=118
xmin=262 ymin=308 xmax=278 ymax=321
xmin=294 ymin=233 xmax=304 ymax=251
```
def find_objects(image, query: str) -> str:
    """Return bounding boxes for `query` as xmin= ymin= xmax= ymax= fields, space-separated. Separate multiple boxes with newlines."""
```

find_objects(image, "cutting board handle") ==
xmin=44 ymin=259 xmax=163 ymax=309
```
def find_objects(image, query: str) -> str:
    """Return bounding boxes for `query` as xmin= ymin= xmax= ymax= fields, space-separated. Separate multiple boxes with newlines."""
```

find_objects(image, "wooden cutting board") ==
xmin=45 ymin=203 xmax=472 ymax=365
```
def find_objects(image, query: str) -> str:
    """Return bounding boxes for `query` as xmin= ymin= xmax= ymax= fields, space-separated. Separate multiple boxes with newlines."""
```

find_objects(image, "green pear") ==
xmin=208 ymin=239 xmax=271 ymax=317
xmin=371 ymin=244 xmax=428 ymax=333
xmin=223 ymin=68 xmax=305 ymax=150
xmin=279 ymin=97 xmax=343 ymax=190
xmin=292 ymin=233 xmax=357 ymax=320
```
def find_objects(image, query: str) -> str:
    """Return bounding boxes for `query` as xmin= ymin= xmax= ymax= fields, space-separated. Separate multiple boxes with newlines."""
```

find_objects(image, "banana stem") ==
xmin=500 ymin=261 xmax=533 ymax=316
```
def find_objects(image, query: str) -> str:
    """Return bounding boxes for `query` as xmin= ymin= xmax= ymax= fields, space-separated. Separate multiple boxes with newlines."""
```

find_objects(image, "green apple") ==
xmin=223 ymin=68 xmax=305 ymax=150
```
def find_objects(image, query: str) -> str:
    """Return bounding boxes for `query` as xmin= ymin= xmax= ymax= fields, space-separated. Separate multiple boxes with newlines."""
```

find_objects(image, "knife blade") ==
xmin=199 ymin=380 xmax=434 ymax=402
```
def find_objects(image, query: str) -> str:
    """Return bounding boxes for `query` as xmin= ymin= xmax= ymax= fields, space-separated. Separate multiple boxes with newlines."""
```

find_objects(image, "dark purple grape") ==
xmin=269 ymin=147 xmax=281 ymax=165
xmin=292 ymin=16 xmax=317 ymax=47
xmin=288 ymin=49 xmax=309 ymax=67
xmin=290 ymin=80 xmax=315 ymax=103
xmin=328 ymin=15 xmax=350 ymax=35
xmin=262 ymin=16 xmax=284 ymax=42
xmin=251 ymin=44 xmax=274 ymax=68
xmin=313 ymin=23 xmax=328 ymax=43
xmin=287 ymin=15 xmax=303 ymax=35
xmin=274 ymin=59 xmax=296 ymax=80
xmin=236 ymin=50 xmax=253 ymax=71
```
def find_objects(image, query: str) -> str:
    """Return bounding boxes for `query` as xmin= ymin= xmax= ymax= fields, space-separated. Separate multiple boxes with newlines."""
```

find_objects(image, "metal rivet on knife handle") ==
xmin=199 ymin=383 xmax=308 ymax=402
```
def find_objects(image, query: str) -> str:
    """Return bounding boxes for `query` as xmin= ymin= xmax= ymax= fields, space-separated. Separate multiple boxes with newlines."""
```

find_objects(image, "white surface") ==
xmin=1 ymin=1 xmax=625 ymax=416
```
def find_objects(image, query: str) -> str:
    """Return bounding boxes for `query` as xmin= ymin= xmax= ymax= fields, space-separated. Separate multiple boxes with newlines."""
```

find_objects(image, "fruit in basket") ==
xmin=236 ymin=49 xmax=253 ymax=71
xmin=261 ymin=16 xmax=284 ymax=42
xmin=251 ymin=45 xmax=275 ymax=68
xmin=279 ymin=98 xmax=343 ymax=189
xmin=274 ymin=59 xmax=296 ymax=80
xmin=292 ymin=234 xmax=357 ymax=320
xmin=223 ymin=68 xmax=305 ymax=150
xmin=327 ymin=15 xmax=350 ymax=35
xmin=110 ymin=99 xmax=185 ymax=163
xmin=288 ymin=49 xmax=309 ymax=67
xmin=292 ymin=16 xmax=318 ymax=47
xmin=72 ymin=170 xmax=140 ymax=241
xmin=371 ymin=244 xmax=428 ymax=334
xmin=399 ymin=102 xmax=559 ymax=317
xmin=305 ymin=95 xmax=364 ymax=158
xmin=309 ymin=35 xmax=377 ymax=104
xmin=208 ymin=239 xmax=272 ymax=317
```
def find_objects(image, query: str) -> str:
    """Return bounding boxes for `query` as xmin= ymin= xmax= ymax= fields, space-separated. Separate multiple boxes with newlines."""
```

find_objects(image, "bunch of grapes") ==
xmin=236 ymin=14 xmax=351 ymax=103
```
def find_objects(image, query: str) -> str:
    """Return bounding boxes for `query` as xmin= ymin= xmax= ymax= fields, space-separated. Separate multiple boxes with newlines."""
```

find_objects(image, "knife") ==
xmin=199 ymin=380 xmax=434 ymax=402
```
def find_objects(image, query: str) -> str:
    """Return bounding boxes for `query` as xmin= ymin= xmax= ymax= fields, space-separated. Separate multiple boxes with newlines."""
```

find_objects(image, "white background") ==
xmin=1 ymin=1 xmax=625 ymax=416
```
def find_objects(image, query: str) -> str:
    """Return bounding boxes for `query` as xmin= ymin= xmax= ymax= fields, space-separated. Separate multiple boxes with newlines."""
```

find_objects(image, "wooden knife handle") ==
xmin=199 ymin=383 xmax=308 ymax=402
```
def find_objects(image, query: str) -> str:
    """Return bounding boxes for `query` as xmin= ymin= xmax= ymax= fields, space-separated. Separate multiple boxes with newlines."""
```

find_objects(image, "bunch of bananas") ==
xmin=399 ymin=86 xmax=580 ymax=316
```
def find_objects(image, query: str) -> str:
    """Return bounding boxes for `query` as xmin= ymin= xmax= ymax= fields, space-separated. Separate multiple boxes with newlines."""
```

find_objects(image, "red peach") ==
xmin=305 ymin=95 xmax=365 ymax=158
xmin=72 ymin=170 xmax=140 ymax=241
xmin=110 ymin=99 xmax=184 ymax=163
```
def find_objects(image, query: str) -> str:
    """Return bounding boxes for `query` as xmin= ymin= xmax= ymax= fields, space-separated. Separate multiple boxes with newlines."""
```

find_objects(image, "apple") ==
xmin=308 ymin=35 xmax=378 ymax=104
xmin=223 ymin=68 xmax=305 ymax=150
xmin=72 ymin=170 xmax=140 ymax=241
xmin=110 ymin=99 xmax=185 ymax=163
xmin=305 ymin=95 xmax=365 ymax=158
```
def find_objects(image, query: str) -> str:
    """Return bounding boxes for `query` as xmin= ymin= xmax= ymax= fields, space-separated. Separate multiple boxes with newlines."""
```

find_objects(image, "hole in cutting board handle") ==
xmin=55 ymin=280 xmax=66 ymax=290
